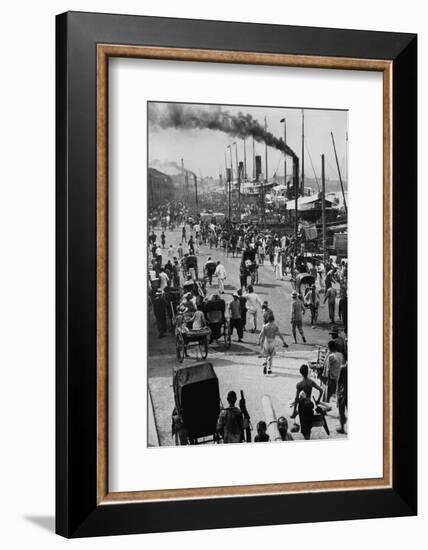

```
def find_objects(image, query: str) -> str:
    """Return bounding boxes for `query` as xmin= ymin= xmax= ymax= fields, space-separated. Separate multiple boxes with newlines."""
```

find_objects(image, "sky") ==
xmin=148 ymin=102 xmax=348 ymax=183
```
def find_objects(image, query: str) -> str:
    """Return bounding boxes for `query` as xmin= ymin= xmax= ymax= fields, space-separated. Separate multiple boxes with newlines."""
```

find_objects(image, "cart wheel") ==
xmin=176 ymin=333 xmax=185 ymax=363
xmin=224 ymin=321 xmax=231 ymax=349
xmin=199 ymin=338 xmax=208 ymax=360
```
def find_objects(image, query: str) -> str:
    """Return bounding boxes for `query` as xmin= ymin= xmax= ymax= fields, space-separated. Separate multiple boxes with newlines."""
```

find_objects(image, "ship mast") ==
xmin=262 ymin=117 xmax=268 ymax=228
xmin=301 ymin=109 xmax=305 ymax=196
xmin=243 ymin=138 xmax=247 ymax=180
xmin=321 ymin=154 xmax=327 ymax=267
xmin=331 ymin=131 xmax=348 ymax=215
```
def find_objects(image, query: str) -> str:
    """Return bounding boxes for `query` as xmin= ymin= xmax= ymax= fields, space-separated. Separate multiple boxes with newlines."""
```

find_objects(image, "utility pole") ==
xmin=185 ymin=170 xmax=189 ymax=202
xmin=280 ymin=117 xmax=287 ymax=185
xmin=301 ymin=109 xmax=305 ymax=196
xmin=194 ymin=174 xmax=198 ymax=208
xmin=228 ymin=172 xmax=231 ymax=220
xmin=331 ymin=132 xmax=348 ymax=214
xmin=252 ymin=136 xmax=255 ymax=181
xmin=263 ymin=117 xmax=268 ymax=228
xmin=181 ymin=158 xmax=185 ymax=198
xmin=234 ymin=142 xmax=240 ymax=220
xmin=264 ymin=117 xmax=268 ymax=184
xmin=227 ymin=145 xmax=233 ymax=220
xmin=321 ymin=154 xmax=327 ymax=267
xmin=293 ymin=157 xmax=299 ymax=258
xmin=243 ymin=138 xmax=247 ymax=180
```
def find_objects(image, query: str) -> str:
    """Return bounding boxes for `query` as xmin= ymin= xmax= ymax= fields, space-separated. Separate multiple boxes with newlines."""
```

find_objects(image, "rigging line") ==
xmin=304 ymin=137 xmax=320 ymax=191
xmin=274 ymin=151 xmax=282 ymax=177
xmin=325 ymin=157 xmax=338 ymax=183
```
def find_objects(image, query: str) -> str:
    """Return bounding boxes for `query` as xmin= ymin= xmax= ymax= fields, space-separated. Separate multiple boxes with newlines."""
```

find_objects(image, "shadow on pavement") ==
xmin=267 ymin=371 xmax=301 ymax=380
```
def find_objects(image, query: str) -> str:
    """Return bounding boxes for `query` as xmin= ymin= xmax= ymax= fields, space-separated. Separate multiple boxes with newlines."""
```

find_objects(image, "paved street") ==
xmin=148 ymin=227 xmax=345 ymax=446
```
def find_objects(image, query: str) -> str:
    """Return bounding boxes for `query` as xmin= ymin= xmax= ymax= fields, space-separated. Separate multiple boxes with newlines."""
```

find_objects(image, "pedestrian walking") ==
xmin=274 ymin=247 xmax=282 ymax=279
xmin=155 ymin=245 xmax=162 ymax=267
xmin=188 ymin=235 xmax=195 ymax=255
xmin=328 ymin=326 xmax=347 ymax=359
xmin=290 ymin=364 xmax=323 ymax=419
xmin=324 ymin=285 xmax=337 ymax=323
xmin=214 ymin=261 xmax=226 ymax=294
xmin=158 ymin=267 xmax=169 ymax=290
xmin=304 ymin=284 xmax=320 ymax=327
xmin=239 ymin=262 xmax=248 ymax=291
xmin=228 ymin=293 xmax=243 ymax=342
xmin=245 ymin=285 xmax=262 ymax=332
xmin=325 ymin=266 xmax=337 ymax=290
xmin=167 ymin=244 xmax=175 ymax=261
xmin=204 ymin=257 xmax=217 ymax=285
xmin=322 ymin=340 xmax=345 ymax=402
xmin=261 ymin=301 xmax=273 ymax=323
xmin=258 ymin=311 xmax=288 ymax=375
xmin=237 ymin=289 xmax=247 ymax=332
xmin=177 ymin=242 xmax=184 ymax=259
xmin=290 ymin=290 xmax=306 ymax=343
xmin=216 ymin=391 xmax=244 ymax=444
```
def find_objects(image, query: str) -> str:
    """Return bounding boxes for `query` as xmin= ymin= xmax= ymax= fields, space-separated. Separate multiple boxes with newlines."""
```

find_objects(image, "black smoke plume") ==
xmin=149 ymin=104 xmax=297 ymax=159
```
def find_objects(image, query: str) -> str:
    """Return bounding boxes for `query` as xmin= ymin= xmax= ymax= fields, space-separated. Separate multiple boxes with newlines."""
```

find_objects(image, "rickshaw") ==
xmin=295 ymin=272 xmax=315 ymax=295
xmin=175 ymin=310 xmax=211 ymax=362
xmin=203 ymin=300 xmax=231 ymax=349
xmin=171 ymin=362 xmax=222 ymax=445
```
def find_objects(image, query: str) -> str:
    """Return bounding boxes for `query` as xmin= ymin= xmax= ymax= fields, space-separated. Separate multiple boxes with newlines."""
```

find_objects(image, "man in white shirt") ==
xmin=214 ymin=261 xmax=226 ymax=294
xmin=167 ymin=244 xmax=175 ymax=261
xmin=158 ymin=268 xmax=170 ymax=291
xmin=244 ymin=285 xmax=262 ymax=332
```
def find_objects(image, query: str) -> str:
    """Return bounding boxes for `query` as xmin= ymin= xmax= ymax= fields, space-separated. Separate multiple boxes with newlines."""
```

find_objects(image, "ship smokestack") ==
xmin=255 ymin=156 xmax=262 ymax=182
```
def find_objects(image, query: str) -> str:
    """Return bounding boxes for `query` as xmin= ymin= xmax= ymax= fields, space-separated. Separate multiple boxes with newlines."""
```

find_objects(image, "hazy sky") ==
xmin=148 ymin=102 xmax=348 ymax=183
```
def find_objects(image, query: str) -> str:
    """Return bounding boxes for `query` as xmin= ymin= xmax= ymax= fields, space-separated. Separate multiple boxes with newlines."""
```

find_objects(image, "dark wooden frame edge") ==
xmin=56 ymin=11 xmax=417 ymax=538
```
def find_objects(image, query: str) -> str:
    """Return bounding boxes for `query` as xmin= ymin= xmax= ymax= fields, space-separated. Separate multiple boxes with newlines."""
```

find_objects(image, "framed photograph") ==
xmin=56 ymin=11 xmax=417 ymax=538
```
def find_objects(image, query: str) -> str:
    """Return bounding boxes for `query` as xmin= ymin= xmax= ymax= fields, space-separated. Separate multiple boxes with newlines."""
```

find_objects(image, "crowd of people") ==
xmin=149 ymin=209 xmax=348 ymax=441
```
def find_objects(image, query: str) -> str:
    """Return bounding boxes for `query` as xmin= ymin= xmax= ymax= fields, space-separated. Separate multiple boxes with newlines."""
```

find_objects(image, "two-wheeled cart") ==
xmin=171 ymin=362 xmax=222 ymax=445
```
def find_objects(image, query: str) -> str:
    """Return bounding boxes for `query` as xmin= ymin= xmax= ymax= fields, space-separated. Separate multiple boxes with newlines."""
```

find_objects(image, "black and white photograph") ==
xmin=147 ymin=101 xmax=349 ymax=446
